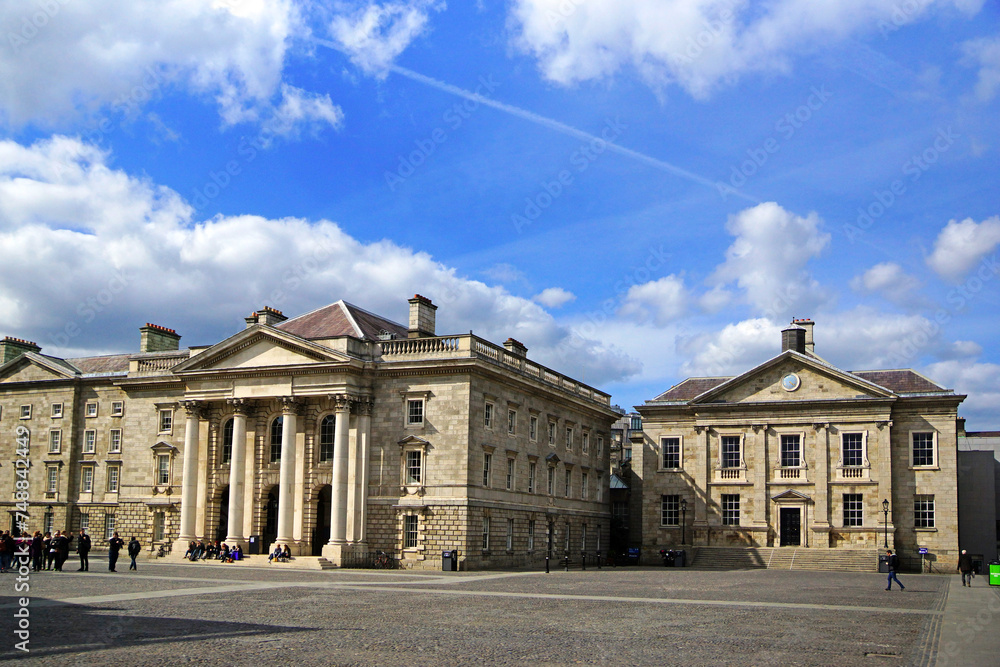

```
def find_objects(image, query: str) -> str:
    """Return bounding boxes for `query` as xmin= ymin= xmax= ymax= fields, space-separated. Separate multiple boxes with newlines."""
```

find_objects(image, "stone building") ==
xmin=635 ymin=319 xmax=965 ymax=570
xmin=0 ymin=296 xmax=618 ymax=569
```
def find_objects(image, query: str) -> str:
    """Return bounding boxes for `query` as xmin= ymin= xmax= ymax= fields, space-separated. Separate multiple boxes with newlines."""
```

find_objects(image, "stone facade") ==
xmin=0 ymin=298 xmax=617 ymax=569
xmin=635 ymin=320 xmax=965 ymax=571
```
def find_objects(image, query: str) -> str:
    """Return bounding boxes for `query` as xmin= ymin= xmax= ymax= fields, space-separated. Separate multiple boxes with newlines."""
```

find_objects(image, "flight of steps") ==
xmin=689 ymin=546 xmax=878 ymax=572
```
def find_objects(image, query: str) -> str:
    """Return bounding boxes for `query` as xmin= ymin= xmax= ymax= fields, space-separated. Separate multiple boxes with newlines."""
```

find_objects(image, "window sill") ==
xmin=914 ymin=527 xmax=938 ymax=532
xmin=909 ymin=466 xmax=940 ymax=471
xmin=657 ymin=467 xmax=684 ymax=473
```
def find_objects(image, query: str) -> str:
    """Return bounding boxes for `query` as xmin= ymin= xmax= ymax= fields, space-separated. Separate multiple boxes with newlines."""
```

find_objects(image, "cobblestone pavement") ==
xmin=0 ymin=562 xmax=975 ymax=666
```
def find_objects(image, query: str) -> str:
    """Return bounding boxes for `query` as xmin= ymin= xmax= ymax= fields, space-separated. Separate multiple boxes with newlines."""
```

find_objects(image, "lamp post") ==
xmin=680 ymin=498 xmax=688 ymax=545
xmin=882 ymin=499 xmax=890 ymax=549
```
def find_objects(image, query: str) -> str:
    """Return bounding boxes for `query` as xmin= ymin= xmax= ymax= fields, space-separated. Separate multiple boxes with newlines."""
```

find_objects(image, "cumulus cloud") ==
xmin=331 ymin=1 xmax=445 ymax=78
xmin=850 ymin=262 xmax=923 ymax=306
xmin=710 ymin=202 xmax=830 ymax=316
xmin=508 ymin=0 xmax=983 ymax=98
xmin=926 ymin=216 xmax=1000 ymax=282
xmin=619 ymin=275 xmax=689 ymax=327
xmin=923 ymin=360 xmax=1000 ymax=427
xmin=533 ymin=287 xmax=576 ymax=308
xmin=962 ymin=33 xmax=1000 ymax=102
xmin=0 ymin=135 xmax=637 ymax=385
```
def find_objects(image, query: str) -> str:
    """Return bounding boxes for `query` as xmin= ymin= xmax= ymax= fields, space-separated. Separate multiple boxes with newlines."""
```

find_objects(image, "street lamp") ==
xmin=882 ymin=499 xmax=890 ymax=549
xmin=680 ymin=498 xmax=688 ymax=545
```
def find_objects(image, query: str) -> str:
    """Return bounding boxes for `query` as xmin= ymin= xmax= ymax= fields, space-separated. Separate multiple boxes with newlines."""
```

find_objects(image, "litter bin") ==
xmin=878 ymin=554 xmax=890 ymax=573
xmin=675 ymin=549 xmax=686 ymax=568
xmin=248 ymin=535 xmax=261 ymax=555
xmin=989 ymin=560 xmax=1000 ymax=587
xmin=442 ymin=550 xmax=458 ymax=572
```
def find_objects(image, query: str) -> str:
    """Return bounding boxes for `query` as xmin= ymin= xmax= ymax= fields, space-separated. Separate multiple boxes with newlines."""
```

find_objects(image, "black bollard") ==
xmin=545 ymin=555 xmax=550 ymax=573
xmin=564 ymin=554 xmax=569 ymax=572
xmin=581 ymin=551 xmax=586 ymax=570
xmin=597 ymin=550 xmax=602 ymax=570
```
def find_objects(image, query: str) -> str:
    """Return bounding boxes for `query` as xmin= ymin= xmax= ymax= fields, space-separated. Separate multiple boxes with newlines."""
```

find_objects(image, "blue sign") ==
xmin=918 ymin=547 xmax=929 ymax=554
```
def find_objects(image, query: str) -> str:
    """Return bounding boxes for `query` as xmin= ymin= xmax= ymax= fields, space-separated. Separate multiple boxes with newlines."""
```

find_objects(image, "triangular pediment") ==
xmin=772 ymin=490 xmax=811 ymax=502
xmin=173 ymin=325 xmax=349 ymax=373
xmin=398 ymin=435 xmax=430 ymax=446
xmin=692 ymin=351 xmax=895 ymax=405
xmin=0 ymin=353 xmax=77 ymax=384
xmin=151 ymin=441 xmax=179 ymax=454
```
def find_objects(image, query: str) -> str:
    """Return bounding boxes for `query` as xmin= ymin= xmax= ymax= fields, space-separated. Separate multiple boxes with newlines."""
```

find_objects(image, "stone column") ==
xmin=353 ymin=398 xmax=373 ymax=544
xmin=329 ymin=395 xmax=353 ymax=545
xmin=225 ymin=399 xmax=249 ymax=546
xmin=177 ymin=401 xmax=203 ymax=546
xmin=876 ymin=420 xmax=894 ymax=548
xmin=693 ymin=426 xmax=710 ymax=541
xmin=275 ymin=398 xmax=299 ymax=548
xmin=752 ymin=424 xmax=768 ymax=530
xmin=813 ymin=423 xmax=830 ymax=547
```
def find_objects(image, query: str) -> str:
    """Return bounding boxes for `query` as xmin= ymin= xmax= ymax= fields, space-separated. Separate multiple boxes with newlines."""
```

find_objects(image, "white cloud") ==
xmin=330 ymin=1 xmax=445 ymax=78
xmin=962 ymin=33 xmax=1000 ymax=102
xmin=0 ymin=135 xmax=638 ymax=385
xmin=926 ymin=216 xmax=1000 ymax=282
xmin=259 ymin=84 xmax=344 ymax=142
xmin=699 ymin=285 xmax=733 ymax=313
xmin=710 ymin=202 xmax=830 ymax=316
xmin=619 ymin=275 xmax=689 ymax=327
xmin=533 ymin=287 xmax=576 ymax=308
xmin=923 ymin=360 xmax=1000 ymax=428
xmin=850 ymin=262 xmax=922 ymax=305
xmin=509 ymin=0 xmax=982 ymax=98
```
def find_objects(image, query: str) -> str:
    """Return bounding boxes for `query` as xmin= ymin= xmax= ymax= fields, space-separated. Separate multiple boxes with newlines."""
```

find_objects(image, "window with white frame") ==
xmin=153 ymin=511 xmax=165 ymax=542
xmin=319 ymin=415 xmax=335 ymax=462
xmin=564 ymin=469 xmax=571 ymax=497
xmin=565 ymin=427 xmax=573 ymax=450
xmin=79 ymin=513 xmax=89 ymax=533
xmin=111 ymin=401 xmax=124 ymax=417
xmin=780 ymin=434 xmax=801 ymax=467
xmin=506 ymin=518 xmax=513 ymax=551
xmin=81 ymin=466 xmax=94 ymax=493
xmin=404 ymin=514 xmax=419 ymax=549
xmin=841 ymin=433 xmax=865 ymax=466
xmin=843 ymin=493 xmax=863 ymax=527
xmin=406 ymin=398 xmax=424 ymax=426
xmin=548 ymin=422 xmax=556 ymax=446
xmin=220 ymin=418 xmax=234 ymax=465
xmin=529 ymin=415 xmax=537 ymax=441
xmin=661 ymin=494 xmax=680 ymax=526
xmin=269 ymin=416 xmax=283 ymax=463
xmin=83 ymin=429 xmax=96 ymax=454
xmin=914 ymin=495 xmax=935 ymax=528
xmin=482 ymin=452 xmax=492 ymax=487
xmin=506 ymin=458 xmax=515 ymax=491
xmin=19 ymin=404 xmax=31 ymax=419
xmin=108 ymin=429 xmax=122 ymax=453
xmin=159 ymin=409 xmax=173 ymax=433
xmin=104 ymin=514 xmax=116 ymax=540
xmin=528 ymin=461 xmax=536 ymax=493
xmin=48 ymin=429 xmax=61 ymax=454
xmin=51 ymin=403 xmax=63 ymax=418
xmin=85 ymin=402 xmax=98 ymax=418
xmin=721 ymin=435 xmax=741 ymax=468
xmin=107 ymin=465 xmax=120 ymax=493
xmin=482 ymin=516 xmax=490 ymax=550
xmin=507 ymin=409 xmax=516 ymax=435
xmin=581 ymin=472 xmax=588 ymax=499
xmin=911 ymin=432 xmax=936 ymax=467
xmin=721 ymin=494 xmax=740 ymax=525
xmin=547 ymin=466 xmax=555 ymax=495
xmin=405 ymin=450 xmax=423 ymax=484
xmin=46 ymin=465 xmax=58 ymax=493
xmin=661 ymin=437 xmax=681 ymax=469
xmin=484 ymin=401 xmax=494 ymax=429
xmin=43 ymin=510 xmax=53 ymax=535
xmin=156 ymin=454 xmax=171 ymax=485
xmin=527 ymin=520 xmax=535 ymax=551
xmin=582 ymin=432 xmax=589 ymax=453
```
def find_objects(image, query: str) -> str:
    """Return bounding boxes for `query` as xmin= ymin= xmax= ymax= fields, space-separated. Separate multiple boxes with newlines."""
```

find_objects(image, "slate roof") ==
xmin=651 ymin=377 xmax=730 ymax=402
xmin=277 ymin=300 xmax=408 ymax=341
xmin=64 ymin=354 xmax=131 ymax=374
xmin=851 ymin=370 xmax=946 ymax=394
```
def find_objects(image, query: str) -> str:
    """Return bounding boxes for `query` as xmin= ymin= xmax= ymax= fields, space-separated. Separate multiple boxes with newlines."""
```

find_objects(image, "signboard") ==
xmin=918 ymin=547 xmax=929 ymax=554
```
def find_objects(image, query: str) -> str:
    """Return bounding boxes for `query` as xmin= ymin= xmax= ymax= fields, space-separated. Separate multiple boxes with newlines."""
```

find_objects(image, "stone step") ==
xmin=690 ymin=547 xmax=879 ymax=572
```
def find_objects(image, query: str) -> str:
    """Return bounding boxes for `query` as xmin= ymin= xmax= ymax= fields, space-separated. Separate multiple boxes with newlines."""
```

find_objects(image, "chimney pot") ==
xmin=0 ymin=337 xmax=41 ymax=364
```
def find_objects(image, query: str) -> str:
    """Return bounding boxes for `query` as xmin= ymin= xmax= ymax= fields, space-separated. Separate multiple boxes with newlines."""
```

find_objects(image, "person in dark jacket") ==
xmin=108 ymin=532 xmax=125 ymax=572
xmin=42 ymin=532 xmax=54 ymax=570
xmin=957 ymin=549 xmax=974 ymax=587
xmin=127 ymin=537 xmax=141 ymax=571
xmin=885 ymin=549 xmax=905 ymax=591
xmin=31 ymin=532 xmax=43 ymax=572
xmin=77 ymin=529 xmax=91 ymax=571
xmin=51 ymin=531 xmax=68 ymax=571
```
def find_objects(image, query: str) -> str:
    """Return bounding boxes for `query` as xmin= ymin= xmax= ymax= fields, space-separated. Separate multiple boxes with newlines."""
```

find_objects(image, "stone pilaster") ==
xmin=329 ymin=395 xmax=353 ymax=545
xmin=813 ymin=422 xmax=830 ymax=547
xmin=175 ymin=400 xmax=203 ymax=548
xmin=225 ymin=399 xmax=250 ymax=546
xmin=275 ymin=397 xmax=300 ymax=550
xmin=752 ymin=424 xmax=768 ymax=528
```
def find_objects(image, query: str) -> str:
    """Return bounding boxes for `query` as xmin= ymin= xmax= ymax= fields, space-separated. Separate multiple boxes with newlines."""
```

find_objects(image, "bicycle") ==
xmin=373 ymin=550 xmax=394 ymax=569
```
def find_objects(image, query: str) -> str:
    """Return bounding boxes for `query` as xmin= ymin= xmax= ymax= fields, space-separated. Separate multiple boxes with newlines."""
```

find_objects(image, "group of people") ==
xmin=0 ymin=529 xmax=142 ymax=572
xmin=183 ymin=540 xmax=243 ymax=563
xmin=268 ymin=544 xmax=292 ymax=563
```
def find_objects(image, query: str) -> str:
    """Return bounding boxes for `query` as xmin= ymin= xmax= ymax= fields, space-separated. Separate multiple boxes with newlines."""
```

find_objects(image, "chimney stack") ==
xmin=245 ymin=307 xmax=287 ymax=328
xmin=781 ymin=325 xmax=806 ymax=354
xmin=792 ymin=318 xmax=815 ymax=354
xmin=0 ymin=337 xmax=41 ymax=364
xmin=503 ymin=338 xmax=528 ymax=357
xmin=139 ymin=324 xmax=181 ymax=353
xmin=408 ymin=295 xmax=437 ymax=338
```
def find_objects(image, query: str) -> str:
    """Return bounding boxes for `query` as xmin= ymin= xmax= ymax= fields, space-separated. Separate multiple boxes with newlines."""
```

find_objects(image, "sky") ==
xmin=0 ymin=0 xmax=998 ymax=427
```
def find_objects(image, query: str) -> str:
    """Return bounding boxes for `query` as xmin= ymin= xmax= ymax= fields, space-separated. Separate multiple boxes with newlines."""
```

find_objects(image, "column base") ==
xmin=321 ymin=542 xmax=363 ymax=565
xmin=173 ymin=537 xmax=195 ymax=555
xmin=223 ymin=536 xmax=246 ymax=549
xmin=270 ymin=540 xmax=306 ymax=556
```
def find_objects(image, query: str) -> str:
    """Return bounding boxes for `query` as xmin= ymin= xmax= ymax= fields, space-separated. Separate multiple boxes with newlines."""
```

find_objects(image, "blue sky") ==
xmin=1 ymin=0 xmax=998 ymax=426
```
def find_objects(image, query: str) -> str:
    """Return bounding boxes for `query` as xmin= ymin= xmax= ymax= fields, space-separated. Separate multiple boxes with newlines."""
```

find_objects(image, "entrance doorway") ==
xmin=263 ymin=489 xmax=279 ymax=548
xmin=779 ymin=507 xmax=801 ymax=546
xmin=311 ymin=485 xmax=331 ymax=556
xmin=215 ymin=487 xmax=229 ymax=543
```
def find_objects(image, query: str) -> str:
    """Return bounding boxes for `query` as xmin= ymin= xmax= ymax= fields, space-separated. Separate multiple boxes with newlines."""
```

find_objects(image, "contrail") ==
xmin=313 ymin=37 xmax=760 ymax=204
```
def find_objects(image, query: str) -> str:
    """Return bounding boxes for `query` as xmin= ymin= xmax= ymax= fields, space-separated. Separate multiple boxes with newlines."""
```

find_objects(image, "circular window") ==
xmin=781 ymin=373 xmax=801 ymax=392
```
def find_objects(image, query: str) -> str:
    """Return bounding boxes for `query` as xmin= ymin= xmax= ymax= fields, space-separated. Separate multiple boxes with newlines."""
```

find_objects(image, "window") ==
xmin=48 ymin=429 xmax=61 ymax=454
xmin=46 ymin=466 xmax=58 ymax=493
xmin=104 ymin=514 xmax=116 ymax=541
xmin=565 ymin=427 xmax=573 ymax=450
xmin=912 ymin=432 xmax=936 ymax=467
xmin=843 ymin=493 xmax=863 ymax=527
xmin=721 ymin=494 xmax=740 ymax=526
xmin=221 ymin=419 xmax=234 ymax=464
xmin=547 ymin=466 xmax=555 ymax=495
xmin=661 ymin=494 xmax=680 ymax=526
xmin=507 ymin=409 xmax=516 ymax=435
xmin=841 ymin=433 xmax=864 ymax=466
xmin=111 ymin=401 xmax=124 ymax=417
xmin=581 ymin=472 xmax=589 ymax=499
xmin=83 ymin=430 xmax=96 ymax=454
xmin=153 ymin=511 xmax=165 ymax=542
xmin=482 ymin=453 xmax=492 ymax=487
xmin=548 ymin=422 xmax=556 ymax=446
xmin=529 ymin=416 xmax=538 ymax=441
xmin=506 ymin=518 xmax=514 ymax=551
xmin=482 ymin=516 xmax=490 ymax=550
xmin=721 ymin=435 xmax=741 ymax=468
xmin=269 ymin=416 xmax=283 ymax=463
xmin=51 ymin=403 xmax=63 ymax=418
xmin=597 ymin=436 xmax=604 ymax=457
xmin=43 ymin=510 xmax=53 ymax=535
xmin=596 ymin=474 xmax=603 ymax=502
xmin=563 ymin=522 xmax=571 ymax=552
xmin=528 ymin=462 xmax=536 ymax=493
xmin=156 ymin=454 xmax=170 ymax=485
xmin=19 ymin=404 xmax=31 ymax=419
xmin=506 ymin=458 xmax=515 ymax=491
xmin=407 ymin=398 xmax=424 ymax=426
xmin=564 ymin=469 xmax=571 ymax=497
xmin=107 ymin=465 xmax=120 ymax=493
xmin=159 ymin=409 xmax=173 ymax=433
xmin=319 ymin=415 xmax=335 ymax=462
xmin=661 ymin=437 xmax=681 ymax=469
xmin=85 ymin=402 xmax=98 ymax=418
xmin=108 ymin=429 xmax=122 ymax=453
xmin=406 ymin=450 xmax=422 ymax=484
xmin=484 ymin=402 xmax=493 ymax=429
xmin=623 ymin=443 xmax=632 ymax=461
xmin=404 ymin=515 xmax=418 ymax=549
xmin=527 ymin=520 xmax=535 ymax=551
xmin=914 ymin=495 xmax=935 ymax=528
xmin=582 ymin=432 xmax=589 ymax=453
xmin=79 ymin=513 xmax=89 ymax=532
xmin=630 ymin=415 xmax=642 ymax=431
xmin=596 ymin=528 xmax=601 ymax=555
xmin=81 ymin=466 xmax=94 ymax=493
xmin=780 ymin=434 xmax=801 ymax=467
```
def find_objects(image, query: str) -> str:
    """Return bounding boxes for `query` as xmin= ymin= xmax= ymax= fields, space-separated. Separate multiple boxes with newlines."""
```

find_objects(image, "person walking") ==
xmin=77 ymin=528 xmax=92 ymax=571
xmin=30 ymin=531 xmax=43 ymax=572
xmin=108 ymin=532 xmax=125 ymax=572
xmin=957 ymin=549 xmax=974 ymax=587
xmin=885 ymin=549 xmax=905 ymax=591
xmin=127 ymin=537 xmax=141 ymax=571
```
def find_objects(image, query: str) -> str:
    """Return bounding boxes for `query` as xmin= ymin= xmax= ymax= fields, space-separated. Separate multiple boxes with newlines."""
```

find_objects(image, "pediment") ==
xmin=172 ymin=326 xmax=348 ymax=373
xmin=772 ymin=490 xmax=811 ymax=502
xmin=692 ymin=351 xmax=894 ymax=405
xmin=0 ymin=353 xmax=76 ymax=384
xmin=151 ymin=441 xmax=178 ymax=453
xmin=398 ymin=435 xmax=431 ymax=447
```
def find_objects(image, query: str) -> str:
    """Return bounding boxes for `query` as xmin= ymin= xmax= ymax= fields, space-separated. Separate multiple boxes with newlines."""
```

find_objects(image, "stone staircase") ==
xmin=690 ymin=547 xmax=878 ymax=572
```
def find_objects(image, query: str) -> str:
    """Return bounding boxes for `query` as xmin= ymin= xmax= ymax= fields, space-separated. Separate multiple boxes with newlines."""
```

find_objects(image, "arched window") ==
xmin=319 ymin=415 xmax=335 ymax=462
xmin=270 ymin=416 xmax=283 ymax=463
xmin=221 ymin=418 xmax=234 ymax=465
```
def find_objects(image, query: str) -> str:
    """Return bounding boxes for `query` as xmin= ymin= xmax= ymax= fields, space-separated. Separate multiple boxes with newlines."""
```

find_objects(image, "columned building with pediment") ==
xmin=635 ymin=320 xmax=965 ymax=570
xmin=0 ymin=296 xmax=618 ymax=569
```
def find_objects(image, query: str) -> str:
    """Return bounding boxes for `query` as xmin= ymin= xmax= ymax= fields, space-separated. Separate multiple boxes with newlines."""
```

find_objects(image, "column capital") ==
xmin=227 ymin=398 xmax=252 ymax=416
xmin=181 ymin=400 xmax=204 ymax=419
xmin=355 ymin=396 xmax=374 ymax=416
xmin=331 ymin=394 xmax=354 ymax=413
xmin=279 ymin=397 xmax=303 ymax=415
